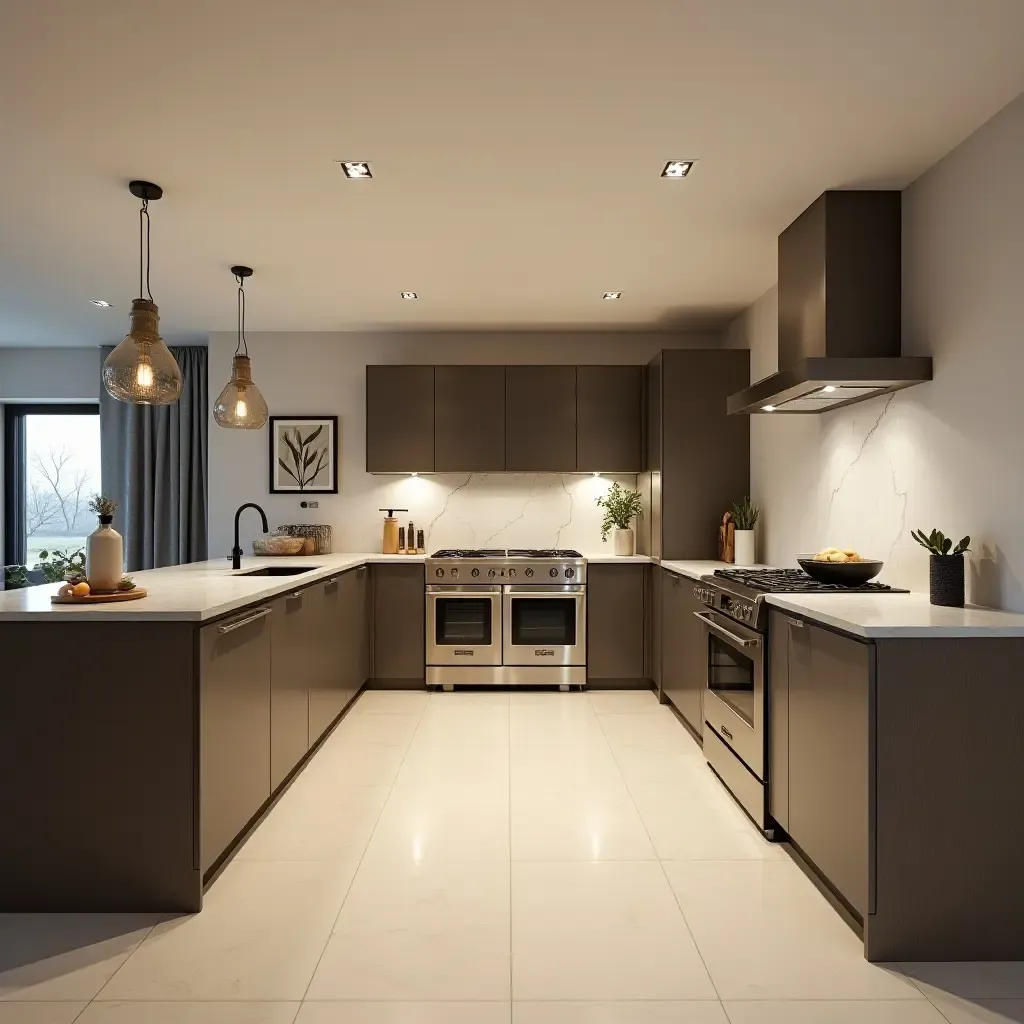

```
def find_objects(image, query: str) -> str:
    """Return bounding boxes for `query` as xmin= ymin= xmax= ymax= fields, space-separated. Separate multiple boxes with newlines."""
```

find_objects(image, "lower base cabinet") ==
xmin=200 ymin=606 xmax=272 ymax=874
xmin=660 ymin=570 xmax=706 ymax=735
xmin=587 ymin=564 xmax=647 ymax=681
xmin=373 ymin=564 xmax=425 ymax=681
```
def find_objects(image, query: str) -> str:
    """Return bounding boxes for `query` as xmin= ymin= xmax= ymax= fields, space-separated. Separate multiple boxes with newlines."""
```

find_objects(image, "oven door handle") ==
xmin=693 ymin=611 xmax=760 ymax=648
xmin=504 ymin=585 xmax=585 ymax=596
xmin=426 ymin=585 xmax=503 ymax=597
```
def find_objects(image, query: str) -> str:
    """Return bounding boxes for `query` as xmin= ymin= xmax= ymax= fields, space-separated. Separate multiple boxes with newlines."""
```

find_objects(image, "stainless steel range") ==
xmin=695 ymin=567 xmax=907 ymax=835
xmin=426 ymin=549 xmax=587 ymax=688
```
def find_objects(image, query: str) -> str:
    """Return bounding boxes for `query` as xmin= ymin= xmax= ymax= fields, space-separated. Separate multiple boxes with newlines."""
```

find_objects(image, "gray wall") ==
xmin=725 ymin=91 xmax=1024 ymax=610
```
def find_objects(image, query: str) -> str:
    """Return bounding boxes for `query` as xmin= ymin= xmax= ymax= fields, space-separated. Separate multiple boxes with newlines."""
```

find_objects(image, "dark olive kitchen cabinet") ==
xmin=434 ymin=366 xmax=506 ymax=472
xmin=660 ymin=569 xmax=707 ymax=735
xmin=366 ymin=365 xmax=435 ymax=472
xmin=372 ymin=563 xmax=425 ymax=682
xmin=505 ymin=366 xmax=577 ymax=471
xmin=587 ymin=563 xmax=646 ymax=681
xmin=576 ymin=366 xmax=643 ymax=472
xmin=311 ymin=565 xmax=370 ymax=739
xmin=785 ymin=615 xmax=871 ymax=917
xmin=768 ymin=609 xmax=790 ymax=831
xmin=269 ymin=588 xmax=321 ymax=790
xmin=200 ymin=606 xmax=273 ymax=874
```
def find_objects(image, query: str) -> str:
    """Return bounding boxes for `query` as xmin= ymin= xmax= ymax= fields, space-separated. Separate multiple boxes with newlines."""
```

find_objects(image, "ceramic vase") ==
xmin=86 ymin=515 xmax=123 ymax=592
xmin=613 ymin=527 xmax=635 ymax=556
xmin=734 ymin=529 xmax=756 ymax=566
xmin=930 ymin=554 xmax=965 ymax=607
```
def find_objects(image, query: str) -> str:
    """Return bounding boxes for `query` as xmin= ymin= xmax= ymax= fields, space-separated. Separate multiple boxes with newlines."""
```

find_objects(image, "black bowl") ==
xmin=797 ymin=556 xmax=884 ymax=586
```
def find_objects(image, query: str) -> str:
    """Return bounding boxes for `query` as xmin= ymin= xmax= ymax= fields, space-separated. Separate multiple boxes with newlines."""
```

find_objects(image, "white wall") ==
xmin=725 ymin=91 xmax=1024 ymax=610
xmin=208 ymin=331 xmax=718 ymax=558
xmin=0 ymin=347 xmax=101 ymax=401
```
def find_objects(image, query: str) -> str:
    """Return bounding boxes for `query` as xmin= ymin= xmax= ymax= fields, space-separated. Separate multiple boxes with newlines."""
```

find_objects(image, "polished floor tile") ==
xmin=307 ymin=858 xmax=510 ymax=1001
xmin=297 ymin=1002 xmax=511 ymax=1023
xmin=77 ymin=1003 xmax=301 ymax=1023
xmin=900 ymin=962 xmax=1024 ymax=999
xmin=351 ymin=690 xmax=432 ymax=714
xmin=514 ymin=1001 xmax=728 ymax=1022
xmin=511 ymin=861 xmax=716 ymax=1000
xmin=587 ymin=690 xmax=664 ymax=714
xmin=300 ymin=738 xmax=409 ymax=788
xmin=510 ymin=707 xmax=610 ymax=748
xmin=925 ymin=994 xmax=1024 ymax=1023
xmin=333 ymin=713 xmax=422 ymax=747
xmin=97 ymin=860 xmax=356 ymax=1001
xmin=664 ymin=861 xmax=920 ymax=1001
xmin=0 ymin=915 xmax=156 ymax=1001
xmin=0 ymin=1005 xmax=88 ymax=1024
xmin=721 ymin=1001 xmax=949 ymax=1023
xmin=598 ymin=712 xmax=702 ymax=752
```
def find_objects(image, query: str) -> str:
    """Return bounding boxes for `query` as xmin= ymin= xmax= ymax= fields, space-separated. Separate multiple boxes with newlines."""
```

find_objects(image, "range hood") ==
xmin=728 ymin=190 xmax=931 ymax=414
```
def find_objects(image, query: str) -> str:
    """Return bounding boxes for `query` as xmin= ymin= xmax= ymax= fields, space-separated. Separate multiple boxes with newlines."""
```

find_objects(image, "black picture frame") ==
xmin=268 ymin=415 xmax=339 ymax=494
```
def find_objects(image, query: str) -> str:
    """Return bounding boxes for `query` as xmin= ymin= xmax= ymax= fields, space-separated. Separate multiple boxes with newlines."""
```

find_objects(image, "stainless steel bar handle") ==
xmin=427 ymin=589 xmax=503 ymax=599
xmin=787 ymin=617 xmax=806 ymax=628
xmin=324 ymin=576 xmax=341 ymax=590
xmin=693 ymin=611 xmax=760 ymax=648
xmin=217 ymin=606 xmax=272 ymax=634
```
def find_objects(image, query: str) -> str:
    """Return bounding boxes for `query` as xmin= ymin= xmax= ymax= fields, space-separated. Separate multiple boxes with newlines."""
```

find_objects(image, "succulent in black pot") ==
xmin=912 ymin=529 xmax=970 ymax=607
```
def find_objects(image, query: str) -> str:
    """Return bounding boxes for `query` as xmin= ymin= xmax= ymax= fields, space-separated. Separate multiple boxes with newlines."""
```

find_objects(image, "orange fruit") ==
xmin=72 ymin=582 xmax=91 ymax=597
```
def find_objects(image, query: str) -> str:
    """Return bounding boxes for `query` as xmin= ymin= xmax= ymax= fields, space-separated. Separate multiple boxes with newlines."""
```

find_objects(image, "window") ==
xmin=3 ymin=404 xmax=101 ymax=570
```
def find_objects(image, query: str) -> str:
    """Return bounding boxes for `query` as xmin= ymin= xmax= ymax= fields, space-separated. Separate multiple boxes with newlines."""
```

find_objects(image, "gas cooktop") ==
xmin=430 ymin=549 xmax=583 ymax=558
xmin=427 ymin=548 xmax=586 ymax=582
xmin=713 ymin=567 xmax=908 ymax=594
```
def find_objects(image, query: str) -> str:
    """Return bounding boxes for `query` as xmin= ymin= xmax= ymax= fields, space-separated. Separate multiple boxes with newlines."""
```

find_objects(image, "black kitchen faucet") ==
xmin=231 ymin=502 xmax=269 ymax=570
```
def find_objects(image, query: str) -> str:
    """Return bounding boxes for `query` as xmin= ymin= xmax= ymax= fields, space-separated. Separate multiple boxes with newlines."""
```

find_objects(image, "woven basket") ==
xmin=278 ymin=524 xmax=333 ymax=555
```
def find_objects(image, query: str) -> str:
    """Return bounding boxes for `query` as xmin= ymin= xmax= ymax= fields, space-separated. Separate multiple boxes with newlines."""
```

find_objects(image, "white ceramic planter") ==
xmin=613 ymin=527 xmax=636 ymax=556
xmin=734 ymin=529 xmax=755 ymax=566
xmin=86 ymin=519 xmax=124 ymax=592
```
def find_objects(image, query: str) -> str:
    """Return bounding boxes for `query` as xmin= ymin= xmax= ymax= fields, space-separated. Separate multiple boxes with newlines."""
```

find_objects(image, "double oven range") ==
xmin=426 ymin=549 xmax=586 ymax=688
xmin=694 ymin=567 xmax=906 ymax=836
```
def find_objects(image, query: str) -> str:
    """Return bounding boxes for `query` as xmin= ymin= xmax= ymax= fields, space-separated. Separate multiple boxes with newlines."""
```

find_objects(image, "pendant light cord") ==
xmin=235 ymin=273 xmax=248 ymax=357
xmin=138 ymin=198 xmax=153 ymax=301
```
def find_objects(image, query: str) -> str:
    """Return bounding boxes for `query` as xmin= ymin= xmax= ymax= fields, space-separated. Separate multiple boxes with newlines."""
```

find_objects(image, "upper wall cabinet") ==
xmin=577 ymin=366 xmax=643 ymax=473
xmin=365 ymin=365 xmax=435 ymax=473
xmin=434 ymin=366 xmax=506 ymax=472
xmin=505 ymin=366 xmax=578 ymax=472
xmin=366 ymin=363 xmax=644 ymax=474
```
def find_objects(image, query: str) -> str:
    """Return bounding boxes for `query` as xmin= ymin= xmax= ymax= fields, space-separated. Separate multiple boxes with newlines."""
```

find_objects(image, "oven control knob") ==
xmin=564 ymin=567 xmax=575 ymax=579
xmin=451 ymin=567 xmax=459 ymax=578
xmin=435 ymin=568 xmax=444 ymax=578
xmin=525 ymin=568 xmax=534 ymax=578
xmin=488 ymin=568 xmax=496 ymax=578
xmin=549 ymin=567 xmax=558 ymax=578
xmin=508 ymin=568 xmax=516 ymax=578
xmin=471 ymin=568 xmax=480 ymax=577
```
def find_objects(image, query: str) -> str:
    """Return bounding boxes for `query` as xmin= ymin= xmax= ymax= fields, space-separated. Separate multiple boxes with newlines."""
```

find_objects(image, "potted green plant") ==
xmin=732 ymin=496 xmax=760 ymax=565
xmin=912 ymin=528 xmax=970 ymax=607
xmin=596 ymin=482 xmax=644 ymax=556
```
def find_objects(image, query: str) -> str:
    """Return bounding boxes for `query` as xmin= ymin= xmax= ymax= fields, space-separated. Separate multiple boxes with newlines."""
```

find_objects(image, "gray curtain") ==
xmin=100 ymin=346 xmax=208 ymax=570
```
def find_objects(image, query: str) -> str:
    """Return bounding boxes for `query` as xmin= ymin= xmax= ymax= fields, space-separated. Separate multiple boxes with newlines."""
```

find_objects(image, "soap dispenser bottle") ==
xmin=379 ymin=508 xmax=408 ymax=555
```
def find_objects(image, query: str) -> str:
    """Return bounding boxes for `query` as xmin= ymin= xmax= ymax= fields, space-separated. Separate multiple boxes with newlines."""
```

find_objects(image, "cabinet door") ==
xmin=270 ymin=589 xmax=319 ymax=789
xmin=651 ymin=566 xmax=663 ymax=695
xmin=372 ymin=564 xmax=426 ymax=681
xmin=587 ymin=564 xmax=645 ymax=680
xmin=660 ymin=571 xmax=706 ymax=735
xmin=434 ymin=366 xmax=505 ymax=471
xmin=505 ymin=366 xmax=577 ymax=471
xmin=337 ymin=565 xmax=370 ymax=709
xmin=659 ymin=349 xmax=749 ymax=559
xmin=200 ymin=607 xmax=272 ymax=873
xmin=788 ymin=619 xmax=870 ymax=916
xmin=768 ymin=610 xmax=791 ymax=831
xmin=576 ymin=366 xmax=642 ymax=472
xmin=309 ymin=573 xmax=348 ymax=745
xmin=366 ymin=365 xmax=435 ymax=472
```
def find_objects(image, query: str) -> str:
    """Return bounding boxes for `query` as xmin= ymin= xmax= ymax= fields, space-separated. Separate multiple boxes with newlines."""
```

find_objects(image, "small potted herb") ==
xmin=732 ymin=496 xmax=760 ymax=565
xmin=596 ymin=482 xmax=644 ymax=556
xmin=86 ymin=495 xmax=123 ymax=593
xmin=912 ymin=528 xmax=970 ymax=607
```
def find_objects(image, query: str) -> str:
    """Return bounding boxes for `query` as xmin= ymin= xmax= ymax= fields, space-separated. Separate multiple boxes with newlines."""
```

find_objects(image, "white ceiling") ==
xmin=2 ymin=0 xmax=1024 ymax=346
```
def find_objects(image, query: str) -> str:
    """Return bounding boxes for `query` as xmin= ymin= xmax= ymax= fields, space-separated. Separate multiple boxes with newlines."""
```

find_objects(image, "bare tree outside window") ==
xmin=28 ymin=445 xmax=94 ymax=534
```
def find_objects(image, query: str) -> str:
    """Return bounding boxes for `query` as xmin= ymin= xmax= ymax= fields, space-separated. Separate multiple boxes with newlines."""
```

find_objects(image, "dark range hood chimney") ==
xmin=727 ymin=190 xmax=931 ymax=414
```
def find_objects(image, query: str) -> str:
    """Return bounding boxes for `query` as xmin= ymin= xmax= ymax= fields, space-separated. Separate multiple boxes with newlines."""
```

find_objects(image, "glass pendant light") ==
xmin=213 ymin=266 xmax=269 ymax=429
xmin=102 ymin=181 xmax=183 ymax=405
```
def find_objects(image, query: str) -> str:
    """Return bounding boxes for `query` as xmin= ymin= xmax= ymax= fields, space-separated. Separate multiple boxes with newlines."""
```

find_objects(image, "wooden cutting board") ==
xmin=51 ymin=588 xmax=148 ymax=605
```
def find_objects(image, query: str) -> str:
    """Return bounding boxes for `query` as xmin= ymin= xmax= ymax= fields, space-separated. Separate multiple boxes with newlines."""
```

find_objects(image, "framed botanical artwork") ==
xmin=269 ymin=416 xmax=338 ymax=493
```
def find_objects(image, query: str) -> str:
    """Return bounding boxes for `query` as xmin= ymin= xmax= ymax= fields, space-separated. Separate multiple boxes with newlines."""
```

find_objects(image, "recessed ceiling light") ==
xmin=338 ymin=161 xmax=372 ymax=179
xmin=821 ymin=385 xmax=837 ymax=393
xmin=89 ymin=299 xmax=112 ymax=308
xmin=401 ymin=291 xmax=418 ymax=300
xmin=762 ymin=405 xmax=776 ymax=412
xmin=603 ymin=291 xmax=622 ymax=300
xmin=661 ymin=160 xmax=694 ymax=178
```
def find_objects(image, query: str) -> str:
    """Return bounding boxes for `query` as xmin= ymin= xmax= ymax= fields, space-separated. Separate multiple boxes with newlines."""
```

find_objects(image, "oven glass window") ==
xmin=435 ymin=598 xmax=492 ymax=646
xmin=708 ymin=633 xmax=755 ymax=726
xmin=510 ymin=598 xmax=577 ymax=646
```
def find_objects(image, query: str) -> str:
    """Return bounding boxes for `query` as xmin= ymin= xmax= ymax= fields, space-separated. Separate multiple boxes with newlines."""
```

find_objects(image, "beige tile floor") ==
xmin=1 ymin=689 xmax=1022 ymax=1023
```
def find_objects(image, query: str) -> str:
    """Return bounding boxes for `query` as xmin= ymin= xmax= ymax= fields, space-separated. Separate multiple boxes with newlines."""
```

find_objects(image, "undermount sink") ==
xmin=236 ymin=566 xmax=322 ymax=577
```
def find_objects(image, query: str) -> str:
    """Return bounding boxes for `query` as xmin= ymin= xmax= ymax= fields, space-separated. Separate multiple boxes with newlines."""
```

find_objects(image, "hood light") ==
xmin=339 ymin=161 xmax=372 ymax=179
xmin=661 ymin=160 xmax=694 ymax=178
xmin=762 ymin=405 xmax=776 ymax=412
xmin=603 ymin=291 xmax=622 ymax=300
